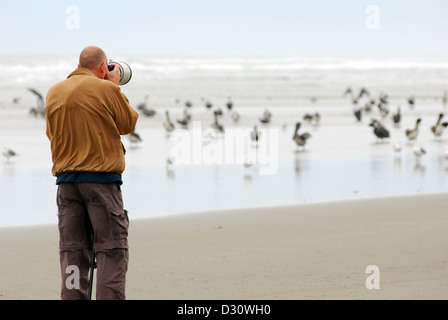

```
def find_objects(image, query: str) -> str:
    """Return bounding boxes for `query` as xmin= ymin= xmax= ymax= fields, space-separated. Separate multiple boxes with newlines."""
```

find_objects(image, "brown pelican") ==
xmin=292 ymin=122 xmax=311 ymax=148
xmin=211 ymin=110 xmax=224 ymax=133
xmin=28 ymin=88 xmax=45 ymax=117
xmin=137 ymin=95 xmax=156 ymax=117
xmin=251 ymin=125 xmax=260 ymax=148
xmin=128 ymin=131 xmax=142 ymax=146
xmin=405 ymin=118 xmax=422 ymax=141
xmin=369 ymin=119 xmax=390 ymax=141
xmin=163 ymin=110 xmax=175 ymax=133
xmin=392 ymin=106 xmax=401 ymax=126
xmin=431 ymin=113 xmax=447 ymax=138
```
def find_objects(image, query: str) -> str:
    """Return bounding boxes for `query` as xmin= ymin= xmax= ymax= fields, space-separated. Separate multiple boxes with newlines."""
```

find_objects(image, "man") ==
xmin=46 ymin=46 xmax=139 ymax=300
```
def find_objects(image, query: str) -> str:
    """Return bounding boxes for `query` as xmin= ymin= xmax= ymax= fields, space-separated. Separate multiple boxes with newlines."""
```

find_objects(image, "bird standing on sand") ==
xmin=128 ymin=131 xmax=142 ymax=146
xmin=412 ymin=144 xmax=426 ymax=159
xmin=430 ymin=113 xmax=447 ymax=139
xmin=392 ymin=106 xmax=401 ymax=126
xmin=251 ymin=125 xmax=260 ymax=148
xmin=28 ymin=88 xmax=46 ymax=117
xmin=292 ymin=122 xmax=312 ymax=148
xmin=226 ymin=96 xmax=233 ymax=111
xmin=211 ymin=110 xmax=224 ymax=133
xmin=303 ymin=112 xmax=320 ymax=126
xmin=405 ymin=118 xmax=422 ymax=141
xmin=176 ymin=109 xmax=191 ymax=128
xmin=137 ymin=95 xmax=156 ymax=117
xmin=408 ymin=95 xmax=416 ymax=108
xmin=163 ymin=110 xmax=175 ymax=133
xmin=2 ymin=148 xmax=17 ymax=162
xmin=260 ymin=109 xmax=272 ymax=124
xmin=369 ymin=119 xmax=390 ymax=141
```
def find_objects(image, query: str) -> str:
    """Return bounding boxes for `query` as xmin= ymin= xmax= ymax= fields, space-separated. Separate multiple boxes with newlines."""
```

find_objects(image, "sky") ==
xmin=0 ymin=0 xmax=447 ymax=58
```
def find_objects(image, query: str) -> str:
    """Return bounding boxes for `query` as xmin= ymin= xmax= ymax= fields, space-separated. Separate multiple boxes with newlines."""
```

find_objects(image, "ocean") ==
xmin=1 ymin=55 xmax=448 ymax=227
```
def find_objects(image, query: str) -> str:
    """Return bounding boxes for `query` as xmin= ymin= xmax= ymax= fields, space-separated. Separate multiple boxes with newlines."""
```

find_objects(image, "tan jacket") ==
xmin=46 ymin=68 xmax=139 ymax=177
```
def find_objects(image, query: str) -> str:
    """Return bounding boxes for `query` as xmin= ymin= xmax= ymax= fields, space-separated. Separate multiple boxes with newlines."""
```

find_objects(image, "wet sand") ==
xmin=1 ymin=192 xmax=447 ymax=300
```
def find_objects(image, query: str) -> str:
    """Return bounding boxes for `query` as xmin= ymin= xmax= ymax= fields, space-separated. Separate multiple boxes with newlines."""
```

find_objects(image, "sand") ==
xmin=1 ymin=192 xmax=447 ymax=300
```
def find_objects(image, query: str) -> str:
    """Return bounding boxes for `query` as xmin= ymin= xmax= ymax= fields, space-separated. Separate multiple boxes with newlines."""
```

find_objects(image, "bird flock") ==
xmin=4 ymin=86 xmax=448 ymax=167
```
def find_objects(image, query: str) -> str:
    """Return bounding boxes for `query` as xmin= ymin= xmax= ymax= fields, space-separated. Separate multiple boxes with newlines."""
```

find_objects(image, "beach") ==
xmin=1 ymin=56 xmax=448 ymax=300
xmin=1 ymin=192 xmax=447 ymax=300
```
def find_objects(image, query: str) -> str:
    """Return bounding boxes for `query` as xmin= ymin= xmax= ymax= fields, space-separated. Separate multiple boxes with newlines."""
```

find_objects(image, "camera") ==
xmin=107 ymin=61 xmax=132 ymax=85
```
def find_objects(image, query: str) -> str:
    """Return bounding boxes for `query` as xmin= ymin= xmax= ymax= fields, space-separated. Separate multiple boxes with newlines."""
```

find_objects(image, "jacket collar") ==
xmin=67 ymin=67 xmax=98 ymax=79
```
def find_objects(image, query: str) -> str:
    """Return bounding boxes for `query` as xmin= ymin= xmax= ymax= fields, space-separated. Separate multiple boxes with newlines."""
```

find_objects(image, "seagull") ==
xmin=292 ymin=122 xmax=311 ymax=149
xmin=405 ymin=118 xmax=422 ymax=141
xmin=163 ymin=110 xmax=175 ymax=133
xmin=413 ymin=144 xmax=426 ymax=158
xmin=231 ymin=111 xmax=240 ymax=123
xmin=28 ymin=88 xmax=45 ymax=117
xmin=393 ymin=142 xmax=402 ymax=153
xmin=185 ymin=100 xmax=193 ymax=108
xmin=442 ymin=91 xmax=447 ymax=107
xmin=260 ymin=109 xmax=272 ymax=124
xmin=137 ymin=95 xmax=156 ymax=117
xmin=369 ymin=119 xmax=390 ymax=141
xmin=2 ymin=148 xmax=17 ymax=162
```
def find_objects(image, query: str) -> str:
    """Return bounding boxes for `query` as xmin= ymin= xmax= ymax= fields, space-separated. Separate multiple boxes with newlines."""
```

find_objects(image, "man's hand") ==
xmin=105 ymin=64 xmax=120 ymax=86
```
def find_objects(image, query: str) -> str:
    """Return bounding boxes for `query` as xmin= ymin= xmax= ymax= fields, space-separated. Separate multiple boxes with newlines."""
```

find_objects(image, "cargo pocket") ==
xmin=110 ymin=209 xmax=129 ymax=240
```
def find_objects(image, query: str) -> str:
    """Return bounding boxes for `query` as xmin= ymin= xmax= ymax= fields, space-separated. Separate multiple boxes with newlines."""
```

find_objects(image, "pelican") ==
xmin=226 ymin=96 xmax=233 ymax=111
xmin=137 ymin=95 xmax=156 ymax=117
xmin=303 ymin=112 xmax=320 ymax=126
xmin=408 ymin=95 xmax=416 ymax=108
xmin=405 ymin=118 xmax=422 ymax=141
xmin=392 ymin=106 xmax=401 ymax=126
xmin=163 ymin=110 xmax=175 ymax=133
xmin=28 ymin=88 xmax=45 ymax=117
xmin=2 ymin=148 xmax=17 ymax=162
xmin=292 ymin=122 xmax=311 ymax=148
xmin=354 ymin=108 xmax=362 ymax=122
xmin=369 ymin=119 xmax=390 ymax=141
xmin=211 ymin=110 xmax=224 ymax=133
xmin=378 ymin=103 xmax=389 ymax=118
xmin=251 ymin=125 xmax=260 ymax=148
xmin=431 ymin=113 xmax=446 ymax=138
xmin=128 ymin=131 xmax=142 ymax=145
xmin=176 ymin=109 xmax=191 ymax=128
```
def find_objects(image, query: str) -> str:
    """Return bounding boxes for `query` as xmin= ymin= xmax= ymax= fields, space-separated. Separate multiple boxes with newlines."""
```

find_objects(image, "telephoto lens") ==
xmin=107 ymin=61 xmax=132 ymax=85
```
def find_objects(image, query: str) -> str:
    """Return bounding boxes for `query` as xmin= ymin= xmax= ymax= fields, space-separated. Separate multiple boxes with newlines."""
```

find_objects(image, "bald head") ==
xmin=79 ymin=46 xmax=107 ymax=71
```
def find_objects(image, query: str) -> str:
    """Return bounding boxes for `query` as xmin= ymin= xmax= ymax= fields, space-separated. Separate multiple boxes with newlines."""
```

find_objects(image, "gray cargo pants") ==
xmin=56 ymin=182 xmax=129 ymax=300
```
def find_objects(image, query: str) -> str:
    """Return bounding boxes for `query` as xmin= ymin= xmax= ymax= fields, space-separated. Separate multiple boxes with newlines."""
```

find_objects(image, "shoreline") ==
xmin=1 ymin=192 xmax=448 ymax=300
